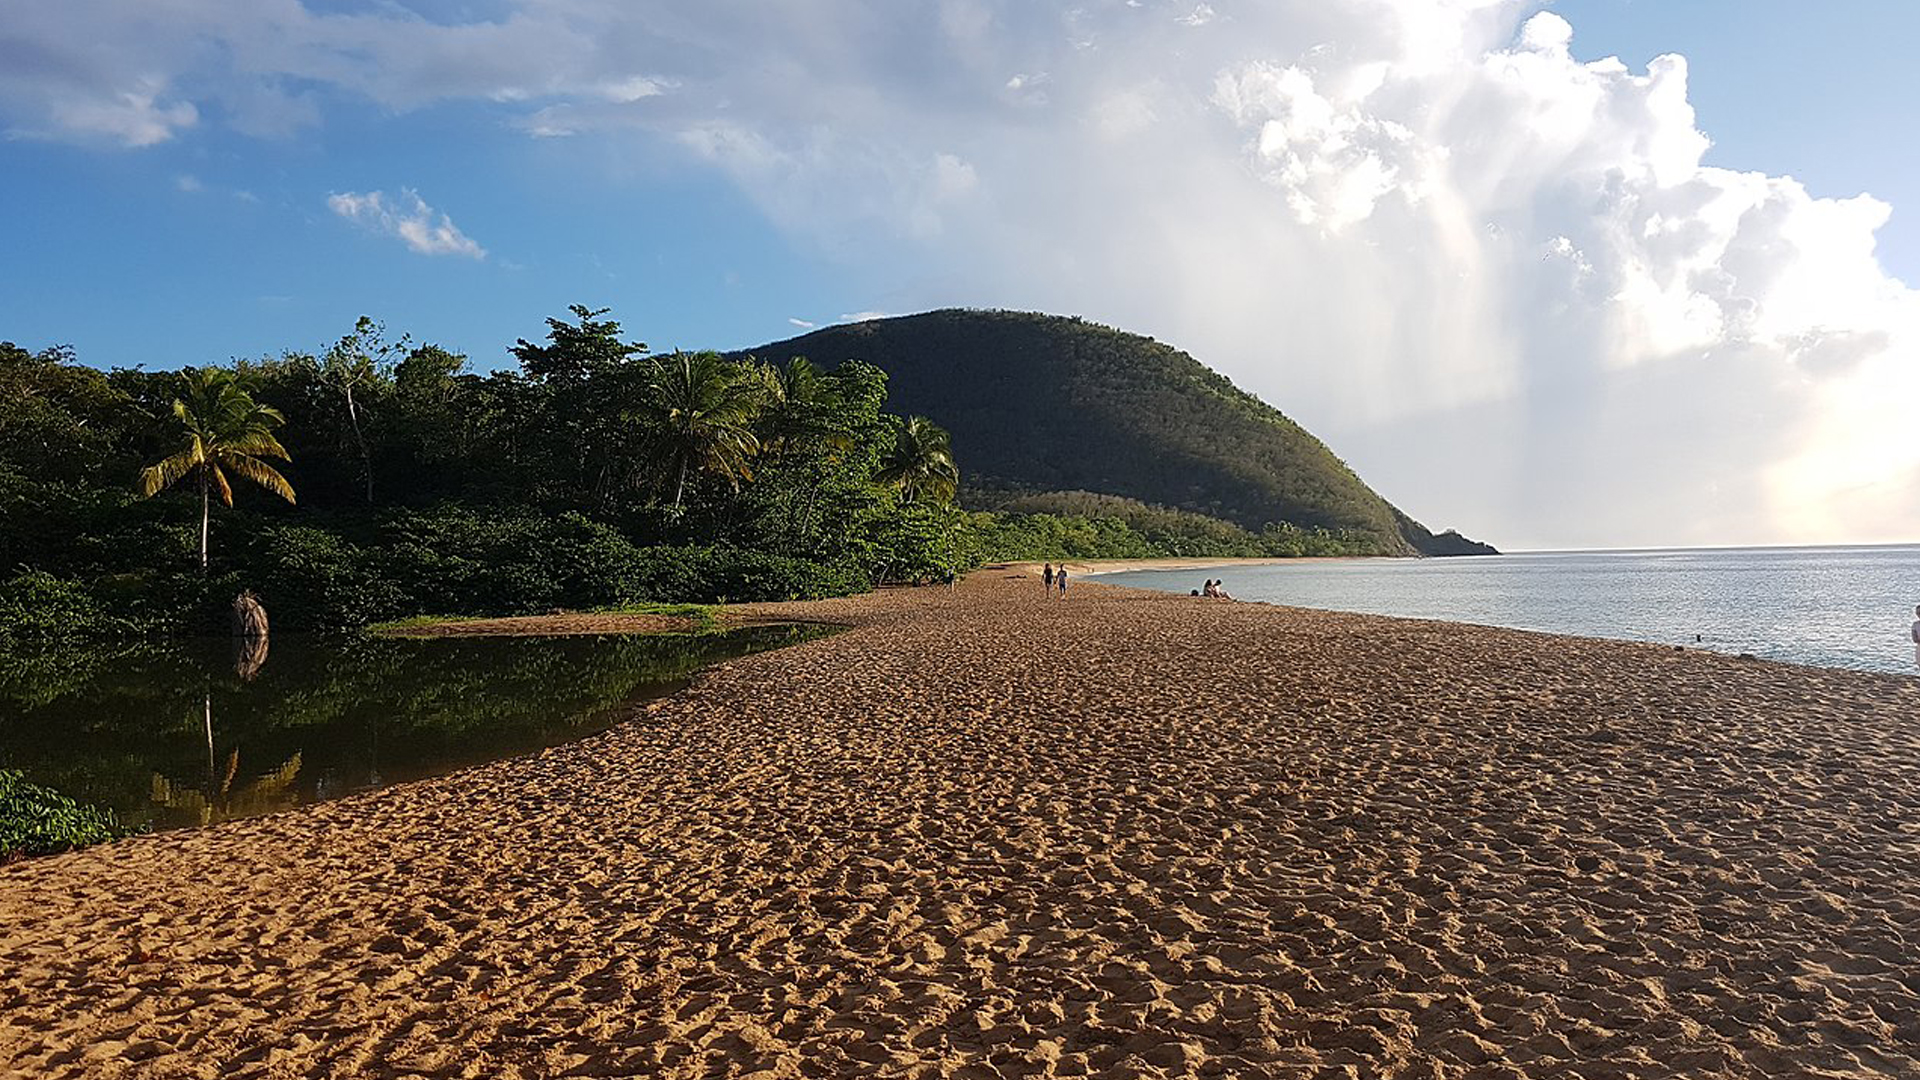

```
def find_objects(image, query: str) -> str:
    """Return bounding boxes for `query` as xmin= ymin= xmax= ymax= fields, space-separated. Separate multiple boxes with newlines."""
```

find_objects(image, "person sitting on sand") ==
xmin=1201 ymin=579 xmax=1217 ymax=597
xmin=1214 ymin=580 xmax=1234 ymax=600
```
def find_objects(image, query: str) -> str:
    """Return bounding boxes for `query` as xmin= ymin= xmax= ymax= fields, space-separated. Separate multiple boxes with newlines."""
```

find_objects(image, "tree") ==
xmin=876 ymin=415 xmax=959 ymax=506
xmin=642 ymin=351 xmax=762 ymax=511
xmin=315 ymin=317 xmax=403 ymax=505
xmin=138 ymin=369 xmax=296 ymax=570
xmin=511 ymin=305 xmax=648 ymax=507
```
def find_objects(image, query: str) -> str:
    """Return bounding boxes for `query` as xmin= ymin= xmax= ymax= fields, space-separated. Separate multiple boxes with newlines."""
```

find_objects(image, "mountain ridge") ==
xmin=735 ymin=309 xmax=1494 ymax=556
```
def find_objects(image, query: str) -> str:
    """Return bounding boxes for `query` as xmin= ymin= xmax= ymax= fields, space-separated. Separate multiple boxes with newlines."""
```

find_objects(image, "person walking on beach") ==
xmin=1057 ymin=565 xmax=1068 ymax=598
xmin=1911 ymin=604 xmax=1920 ymax=668
xmin=1043 ymin=562 xmax=1055 ymax=590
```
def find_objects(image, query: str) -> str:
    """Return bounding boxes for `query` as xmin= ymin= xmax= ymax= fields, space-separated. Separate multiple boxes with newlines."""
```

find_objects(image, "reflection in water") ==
xmin=0 ymin=625 xmax=832 ymax=833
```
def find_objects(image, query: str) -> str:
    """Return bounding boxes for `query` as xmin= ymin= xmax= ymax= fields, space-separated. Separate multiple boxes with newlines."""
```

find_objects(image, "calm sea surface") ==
xmin=1101 ymin=545 xmax=1920 ymax=676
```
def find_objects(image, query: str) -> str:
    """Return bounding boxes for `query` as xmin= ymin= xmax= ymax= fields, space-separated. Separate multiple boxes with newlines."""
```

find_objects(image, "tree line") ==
xmin=1 ymin=304 xmax=1386 ymax=644
xmin=1 ymin=306 xmax=962 ymax=639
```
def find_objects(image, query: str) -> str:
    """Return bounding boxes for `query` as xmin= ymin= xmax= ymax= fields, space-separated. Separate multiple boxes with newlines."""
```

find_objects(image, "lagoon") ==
xmin=0 ymin=624 xmax=830 ymax=834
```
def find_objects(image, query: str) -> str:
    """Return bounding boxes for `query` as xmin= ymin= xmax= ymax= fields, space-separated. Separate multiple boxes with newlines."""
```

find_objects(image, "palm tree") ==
xmin=644 ymin=351 xmax=762 ymax=510
xmin=877 ymin=415 xmax=959 ymax=505
xmin=139 ymin=368 xmax=296 ymax=570
xmin=755 ymin=356 xmax=855 ymax=455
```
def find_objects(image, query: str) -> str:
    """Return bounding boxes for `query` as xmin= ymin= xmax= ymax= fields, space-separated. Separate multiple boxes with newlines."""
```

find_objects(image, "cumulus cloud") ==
xmin=326 ymin=189 xmax=486 ymax=260
xmin=4 ymin=0 xmax=1915 ymax=546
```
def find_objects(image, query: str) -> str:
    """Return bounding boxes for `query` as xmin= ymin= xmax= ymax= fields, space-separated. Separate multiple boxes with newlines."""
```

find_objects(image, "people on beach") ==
xmin=1911 ymin=604 xmax=1920 ymax=668
xmin=1199 ymin=579 xmax=1232 ymax=600
xmin=1057 ymin=565 xmax=1068 ymax=597
xmin=1201 ymin=579 xmax=1216 ymax=597
xmin=1214 ymin=580 xmax=1233 ymax=600
xmin=1043 ymin=562 xmax=1055 ymax=590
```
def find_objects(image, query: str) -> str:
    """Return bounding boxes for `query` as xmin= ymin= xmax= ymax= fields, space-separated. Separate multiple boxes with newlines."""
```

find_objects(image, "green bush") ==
xmin=0 ymin=571 xmax=137 ymax=644
xmin=0 ymin=769 xmax=134 ymax=860
xmin=625 ymin=545 xmax=868 ymax=604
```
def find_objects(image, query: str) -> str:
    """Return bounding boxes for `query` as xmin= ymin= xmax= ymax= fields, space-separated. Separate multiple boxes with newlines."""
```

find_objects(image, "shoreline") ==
xmin=6 ymin=571 xmax=1918 ymax=1078
xmin=1002 ymin=554 xmax=1377 ymax=578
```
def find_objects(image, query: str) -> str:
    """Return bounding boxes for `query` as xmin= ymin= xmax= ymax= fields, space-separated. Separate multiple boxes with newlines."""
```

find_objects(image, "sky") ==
xmin=1 ymin=0 xmax=1915 ymax=551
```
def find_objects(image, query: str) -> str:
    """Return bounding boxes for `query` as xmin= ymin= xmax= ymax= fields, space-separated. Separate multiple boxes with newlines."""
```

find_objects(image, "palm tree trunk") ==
xmin=673 ymin=460 xmax=688 ymax=510
xmin=344 ymin=383 xmax=373 ymax=504
xmin=199 ymin=470 xmax=210 ymax=572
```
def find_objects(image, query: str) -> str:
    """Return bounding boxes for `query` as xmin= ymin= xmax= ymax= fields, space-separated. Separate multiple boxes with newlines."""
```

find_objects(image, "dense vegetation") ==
xmin=1 ymin=769 xmax=133 ymax=861
xmin=966 ymin=492 xmax=1377 ymax=560
xmin=1 ymin=305 xmax=1490 ymax=645
xmin=1 ymin=308 xmax=973 ymax=640
xmin=740 ymin=310 xmax=1494 ymax=556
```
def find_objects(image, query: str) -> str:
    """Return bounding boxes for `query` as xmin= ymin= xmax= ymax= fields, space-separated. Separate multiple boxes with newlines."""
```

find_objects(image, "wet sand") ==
xmin=4 ymin=571 xmax=1919 ymax=1078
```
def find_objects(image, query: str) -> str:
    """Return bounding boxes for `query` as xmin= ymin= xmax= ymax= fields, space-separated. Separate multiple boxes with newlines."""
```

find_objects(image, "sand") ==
xmin=4 ymin=572 xmax=1919 ymax=1078
xmin=1006 ymin=557 xmax=1352 ymax=578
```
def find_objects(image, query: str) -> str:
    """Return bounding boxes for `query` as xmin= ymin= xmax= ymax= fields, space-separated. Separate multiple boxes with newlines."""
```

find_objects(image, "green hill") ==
xmin=738 ymin=310 xmax=1492 ymax=556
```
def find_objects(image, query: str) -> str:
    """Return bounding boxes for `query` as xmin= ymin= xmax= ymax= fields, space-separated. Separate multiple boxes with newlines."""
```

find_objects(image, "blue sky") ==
xmin=1554 ymin=0 xmax=1920 ymax=283
xmin=2 ymin=1 xmax=1915 ymax=549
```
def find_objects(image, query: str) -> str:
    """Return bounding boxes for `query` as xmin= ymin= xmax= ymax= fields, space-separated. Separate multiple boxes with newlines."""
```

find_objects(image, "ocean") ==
xmin=1099 ymin=545 xmax=1920 ymax=676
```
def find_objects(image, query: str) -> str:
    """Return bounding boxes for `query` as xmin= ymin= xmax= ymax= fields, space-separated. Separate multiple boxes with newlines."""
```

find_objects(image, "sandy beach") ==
xmin=1010 ymin=557 xmax=1355 ymax=578
xmin=4 ymin=571 xmax=1919 ymax=1078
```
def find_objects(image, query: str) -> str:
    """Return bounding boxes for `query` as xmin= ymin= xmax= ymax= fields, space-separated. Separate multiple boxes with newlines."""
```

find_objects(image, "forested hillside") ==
xmin=741 ymin=310 xmax=1493 ymax=556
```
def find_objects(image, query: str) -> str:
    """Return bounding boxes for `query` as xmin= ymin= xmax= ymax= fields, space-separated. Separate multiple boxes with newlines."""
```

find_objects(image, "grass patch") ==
xmin=363 ymin=602 xmax=725 ymax=636
xmin=361 ymin=613 xmax=491 ymax=634
xmin=590 ymin=601 xmax=723 ymax=627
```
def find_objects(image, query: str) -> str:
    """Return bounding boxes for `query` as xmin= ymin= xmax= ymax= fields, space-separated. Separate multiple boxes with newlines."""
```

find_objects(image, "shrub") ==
xmin=240 ymin=525 xmax=410 ymax=631
xmin=0 ymin=769 xmax=133 ymax=861
xmin=0 ymin=571 xmax=136 ymax=644
xmin=624 ymin=546 xmax=868 ymax=604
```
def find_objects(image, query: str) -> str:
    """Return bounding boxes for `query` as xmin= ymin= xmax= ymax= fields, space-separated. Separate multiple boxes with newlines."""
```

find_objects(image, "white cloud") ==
xmin=5 ymin=0 xmax=1916 ymax=546
xmin=44 ymin=88 xmax=197 ymax=147
xmin=1178 ymin=5 xmax=1217 ymax=28
xmin=326 ymin=189 xmax=487 ymax=260
xmin=788 ymin=317 xmax=817 ymax=329
xmin=600 ymin=76 xmax=667 ymax=103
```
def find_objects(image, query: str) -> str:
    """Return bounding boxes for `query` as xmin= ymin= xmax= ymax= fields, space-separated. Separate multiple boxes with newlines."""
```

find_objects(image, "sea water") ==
xmin=1100 ymin=545 xmax=1920 ymax=676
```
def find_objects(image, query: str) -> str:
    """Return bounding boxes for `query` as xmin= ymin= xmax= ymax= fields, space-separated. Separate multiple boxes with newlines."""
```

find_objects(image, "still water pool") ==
xmin=0 ymin=625 xmax=831 ymax=833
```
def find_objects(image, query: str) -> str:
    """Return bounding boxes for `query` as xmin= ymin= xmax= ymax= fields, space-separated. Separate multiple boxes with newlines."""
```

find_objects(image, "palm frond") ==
xmin=224 ymin=430 xmax=291 ymax=460
xmin=139 ymin=449 xmax=202 ymax=497
xmin=223 ymin=455 xmax=297 ymax=504
xmin=207 ymin=463 xmax=235 ymax=507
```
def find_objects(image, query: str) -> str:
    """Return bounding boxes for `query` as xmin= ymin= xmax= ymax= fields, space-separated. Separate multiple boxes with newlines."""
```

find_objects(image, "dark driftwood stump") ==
xmin=231 ymin=591 xmax=269 ymax=681
xmin=231 ymin=591 xmax=269 ymax=639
